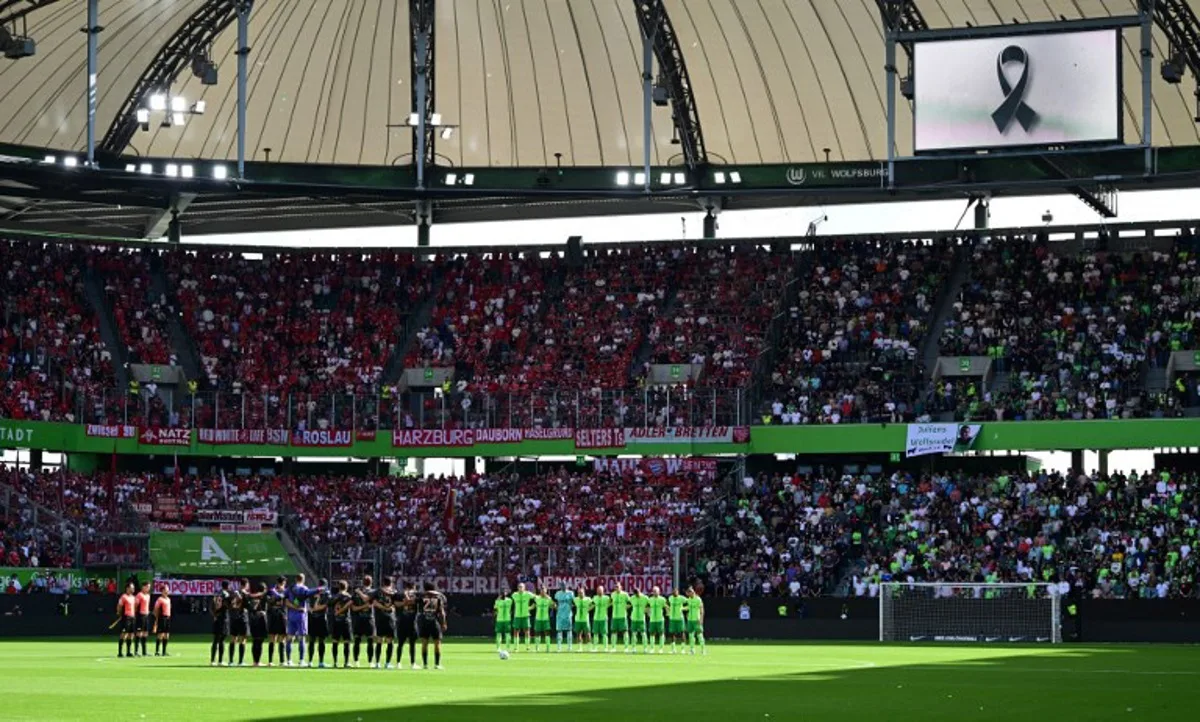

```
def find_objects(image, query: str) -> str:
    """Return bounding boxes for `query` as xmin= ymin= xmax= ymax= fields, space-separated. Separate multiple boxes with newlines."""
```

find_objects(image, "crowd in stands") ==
xmin=938 ymin=240 xmax=1165 ymax=421
xmin=92 ymin=248 xmax=176 ymax=366
xmin=0 ymin=241 xmax=114 ymax=423
xmin=762 ymin=239 xmax=953 ymax=425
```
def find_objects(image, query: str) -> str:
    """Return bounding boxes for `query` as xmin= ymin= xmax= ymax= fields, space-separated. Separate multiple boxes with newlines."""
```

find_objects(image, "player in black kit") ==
xmin=417 ymin=582 xmax=448 ymax=669
xmin=210 ymin=580 xmax=231 ymax=666
xmin=308 ymin=579 xmax=331 ymax=668
xmin=373 ymin=577 xmax=398 ymax=669
xmin=351 ymin=575 xmax=376 ymax=668
xmin=265 ymin=577 xmax=288 ymax=666
xmin=396 ymin=581 xmax=420 ymax=669
xmin=331 ymin=580 xmax=353 ymax=668
xmin=227 ymin=578 xmax=250 ymax=666
xmin=247 ymin=580 xmax=269 ymax=666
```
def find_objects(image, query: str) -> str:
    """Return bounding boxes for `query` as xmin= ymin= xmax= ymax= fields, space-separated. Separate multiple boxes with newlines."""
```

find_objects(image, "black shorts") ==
xmin=417 ymin=616 xmax=442 ymax=641
xmin=267 ymin=612 xmax=287 ymax=636
xmin=135 ymin=614 xmax=148 ymax=633
xmin=332 ymin=618 xmax=352 ymax=642
xmin=155 ymin=617 xmax=171 ymax=634
xmin=250 ymin=613 xmax=268 ymax=639
xmin=309 ymin=615 xmax=329 ymax=639
xmin=353 ymin=615 xmax=376 ymax=639
xmin=230 ymin=614 xmax=249 ymax=637
xmin=397 ymin=614 xmax=418 ymax=643
xmin=120 ymin=616 xmax=136 ymax=634
xmin=212 ymin=618 xmax=230 ymax=637
xmin=375 ymin=614 xmax=397 ymax=640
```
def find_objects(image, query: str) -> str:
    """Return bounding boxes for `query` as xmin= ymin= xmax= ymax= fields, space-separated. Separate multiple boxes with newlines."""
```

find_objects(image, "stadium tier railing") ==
xmin=74 ymin=386 xmax=754 ymax=430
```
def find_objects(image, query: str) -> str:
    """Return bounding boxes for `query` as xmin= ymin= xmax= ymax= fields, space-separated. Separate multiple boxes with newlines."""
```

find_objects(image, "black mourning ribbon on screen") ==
xmin=991 ymin=45 xmax=1039 ymax=134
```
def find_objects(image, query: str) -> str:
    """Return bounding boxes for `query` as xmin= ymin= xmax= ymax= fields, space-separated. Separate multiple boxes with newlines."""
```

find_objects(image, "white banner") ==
xmin=905 ymin=423 xmax=982 ymax=457
xmin=914 ymin=29 xmax=1120 ymax=151
xmin=152 ymin=578 xmax=223 ymax=596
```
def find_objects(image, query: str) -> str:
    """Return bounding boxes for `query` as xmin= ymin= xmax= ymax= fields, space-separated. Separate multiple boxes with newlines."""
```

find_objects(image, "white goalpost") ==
xmin=879 ymin=582 xmax=1062 ymax=643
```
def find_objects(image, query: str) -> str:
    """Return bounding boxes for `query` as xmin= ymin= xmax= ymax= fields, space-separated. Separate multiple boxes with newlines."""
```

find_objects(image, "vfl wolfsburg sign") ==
xmin=783 ymin=163 xmax=886 ymax=188
xmin=149 ymin=531 xmax=297 ymax=575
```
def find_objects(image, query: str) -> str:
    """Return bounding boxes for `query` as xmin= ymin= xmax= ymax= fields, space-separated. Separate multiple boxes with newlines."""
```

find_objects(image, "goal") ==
xmin=879 ymin=582 xmax=1061 ymax=643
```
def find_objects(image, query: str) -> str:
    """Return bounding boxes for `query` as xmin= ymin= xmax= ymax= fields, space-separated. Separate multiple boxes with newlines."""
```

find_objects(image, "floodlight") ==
xmin=164 ymin=163 xmax=179 ymax=178
xmin=170 ymin=96 xmax=186 ymax=113
xmin=136 ymin=108 xmax=150 ymax=124
xmin=441 ymin=127 xmax=453 ymax=140
xmin=42 ymin=155 xmax=56 ymax=164
xmin=63 ymin=156 xmax=78 ymax=168
xmin=633 ymin=172 xmax=646 ymax=185
xmin=714 ymin=171 xmax=726 ymax=184
xmin=139 ymin=163 xmax=153 ymax=175
xmin=729 ymin=171 xmax=742 ymax=183
xmin=192 ymin=100 xmax=206 ymax=114
xmin=180 ymin=164 xmax=194 ymax=178
xmin=673 ymin=172 xmax=685 ymax=185
xmin=615 ymin=171 xmax=630 ymax=186
xmin=464 ymin=174 xmax=475 ymax=186
xmin=408 ymin=112 xmax=420 ymax=126
xmin=172 ymin=112 xmax=185 ymax=127
xmin=431 ymin=113 xmax=443 ymax=126
xmin=149 ymin=94 xmax=167 ymax=111
xmin=125 ymin=164 xmax=137 ymax=173
xmin=213 ymin=165 xmax=229 ymax=180
xmin=444 ymin=173 xmax=458 ymax=185
xmin=660 ymin=171 xmax=672 ymax=185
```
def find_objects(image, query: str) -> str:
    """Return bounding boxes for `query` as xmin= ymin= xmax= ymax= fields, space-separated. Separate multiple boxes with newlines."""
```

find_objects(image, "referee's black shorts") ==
xmin=135 ymin=614 xmax=148 ymax=633
xmin=120 ymin=616 xmax=136 ymax=634
xmin=155 ymin=617 xmax=172 ymax=634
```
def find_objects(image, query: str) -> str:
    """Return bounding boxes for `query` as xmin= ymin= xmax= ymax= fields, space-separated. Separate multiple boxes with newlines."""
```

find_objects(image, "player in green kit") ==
xmin=510 ymin=583 xmax=535 ymax=652
xmin=609 ymin=582 xmax=631 ymax=653
xmin=629 ymin=588 xmax=650 ymax=653
xmin=591 ymin=585 xmax=611 ymax=653
xmin=533 ymin=588 xmax=553 ymax=652
xmin=572 ymin=587 xmax=591 ymax=653
xmin=667 ymin=587 xmax=688 ymax=654
xmin=685 ymin=586 xmax=706 ymax=655
xmin=493 ymin=592 xmax=514 ymax=651
xmin=647 ymin=586 xmax=668 ymax=653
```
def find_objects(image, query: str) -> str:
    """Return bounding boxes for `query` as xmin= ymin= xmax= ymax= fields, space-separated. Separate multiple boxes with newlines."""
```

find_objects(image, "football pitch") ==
xmin=0 ymin=638 xmax=1196 ymax=721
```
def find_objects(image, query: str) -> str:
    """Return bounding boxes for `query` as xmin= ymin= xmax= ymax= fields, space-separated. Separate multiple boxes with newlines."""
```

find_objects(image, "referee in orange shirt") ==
xmin=135 ymin=582 xmax=152 ymax=656
xmin=153 ymin=587 xmax=173 ymax=656
xmin=116 ymin=582 xmax=137 ymax=658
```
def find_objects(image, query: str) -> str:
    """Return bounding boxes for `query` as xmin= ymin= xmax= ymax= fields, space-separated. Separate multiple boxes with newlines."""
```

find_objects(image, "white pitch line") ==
xmin=904 ymin=664 xmax=1200 ymax=676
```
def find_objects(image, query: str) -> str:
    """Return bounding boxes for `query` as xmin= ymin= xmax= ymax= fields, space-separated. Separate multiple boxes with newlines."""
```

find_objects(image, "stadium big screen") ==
xmin=913 ymin=28 xmax=1122 ymax=152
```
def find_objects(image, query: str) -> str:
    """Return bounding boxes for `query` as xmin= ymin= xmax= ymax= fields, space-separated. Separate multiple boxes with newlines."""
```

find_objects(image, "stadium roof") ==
xmin=2 ymin=0 xmax=1199 ymax=167
xmin=1 ymin=0 xmax=1200 ymax=238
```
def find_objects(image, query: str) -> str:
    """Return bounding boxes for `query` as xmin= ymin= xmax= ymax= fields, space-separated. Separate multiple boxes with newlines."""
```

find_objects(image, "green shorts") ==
xmin=611 ymin=617 xmax=628 ymax=633
xmin=648 ymin=620 xmax=664 ymax=636
xmin=687 ymin=620 xmax=703 ymax=634
xmin=513 ymin=617 xmax=530 ymax=631
xmin=630 ymin=619 xmax=646 ymax=633
xmin=534 ymin=619 xmax=551 ymax=634
xmin=574 ymin=620 xmax=589 ymax=635
xmin=668 ymin=619 xmax=685 ymax=635
xmin=592 ymin=620 xmax=609 ymax=636
xmin=494 ymin=620 xmax=511 ymax=635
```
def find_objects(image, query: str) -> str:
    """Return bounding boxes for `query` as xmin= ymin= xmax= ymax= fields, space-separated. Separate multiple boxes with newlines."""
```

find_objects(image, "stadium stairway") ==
xmin=920 ymin=244 xmax=970 ymax=378
xmin=0 ymin=479 xmax=81 ymax=565
xmin=381 ymin=263 xmax=447 ymax=387
xmin=146 ymin=253 xmax=205 ymax=384
xmin=82 ymin=267 xmax=131 ymax=389
xmin=747 ymin=258 xmax=803 ymax=399
xmin=275 ymin=515 xmax=321 ymax=582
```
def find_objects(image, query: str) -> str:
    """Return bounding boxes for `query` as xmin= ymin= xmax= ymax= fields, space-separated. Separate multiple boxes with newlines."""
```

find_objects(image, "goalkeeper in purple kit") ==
xmin=284 ymin=574 xmax=311 ymax=667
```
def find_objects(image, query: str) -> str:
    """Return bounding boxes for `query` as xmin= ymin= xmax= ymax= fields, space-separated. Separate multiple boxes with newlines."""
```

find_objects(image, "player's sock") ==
xmin=567 ymin=630 xmax=573 ymax=650
xmin=299 ymin=639 xmax=307 ymax=665
xmin=228 ymin=641 xmax=236 ymax=663
xmin=268 ymin=641 xmax=275 ymax=665
xmin=346 ymin=643 xmax=352 ymax=666
xmin=218 ymin=640 xmax=226 ymax=664
xmin=496 ymin=632 xmax=503 ymax=649
xmin=698 ymin=632 xmax=706 ymax=651
xmin=285 ymin=639 xmax=292 ymax=664
xmin=332 ymin=641 xmax=339 ymax=666
xmin=142 ymin=638 xmax=148 ymax=655
xmin=408 ymin=642 xmax=416 ymax=666
xmin=555 ymin=631 xmax=562 ymax=651
xmin=253 ymin=640 xmax=262 ymax=665
xmin=126 ymin=639 xmax=133 ymax=656
xmin=421 ymin=647 xmax=428 ymax=667
xmin=278 ymin=642 xmax=286 ymax=664
xmin=435 ymin=648 xmax=441 ymax=667
xmin=118 ymin=637 xmax=124 ymax=657
xmin=353 ymin=640 xmax=361 ymax=663
xmin=162 ymin=638 xmax=168 ymax=655
xmin=319 ymin=639 xmax=326 ymax=665
xmin=367 ymin=641 xmax=375 ymax=665
xmin=386 ymin=643 xmax=395 ymax=666
xmin=239 ymin=642 xmax=246 ymax=665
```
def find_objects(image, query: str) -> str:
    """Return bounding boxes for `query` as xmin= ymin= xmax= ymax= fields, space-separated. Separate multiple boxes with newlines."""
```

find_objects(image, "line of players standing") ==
xmin=209 ymin=573 xmax=449 ymax=669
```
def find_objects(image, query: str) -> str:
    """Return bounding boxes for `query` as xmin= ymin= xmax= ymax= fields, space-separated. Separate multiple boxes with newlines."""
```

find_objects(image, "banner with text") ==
xmin=198 ymin=428 xmax=288 ymax=446
xmin=392 ymin=427 xmax=574 ymax=448
xmin=905 ymin=423 xmax=983 ymax=458
xmin=138 ymin=427 xmax=191 ymax=447
xmin=0 ymin=420 xmax=39 ymax=447
xmin=152 ymin=578 xmax=225 ymax=597
xmin=591 ymin=457 xmax=719 ymax=478
xmin=290 ymin=429 xmax=353 ymax=448
xmin=539 ymin=574 xmax=673 ymax=593
xmin=86 ymin=424 xmax=136 ymax=439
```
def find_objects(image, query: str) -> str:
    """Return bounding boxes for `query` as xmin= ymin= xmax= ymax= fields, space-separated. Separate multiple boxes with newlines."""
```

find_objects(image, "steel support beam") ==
xmin=1151 ymin=0 xmax=1200 ymax=80
xmin=897 ymin=14 xmax=1142 ymax=43
xmin=632 ymin=0 xmax=706 ymax=170
xmin=99 ymin=0 xmax=242 ymax=156
xmin=875 ymin=0 xmax=927 ymax=59
xmin=144 ymin=192 xmax=196 ymax=239
xmin=236 ymin=1 xmax=251 ymax=179
xmin=1142 ymin=0 xmax=1156 ymax=174
xmin=1032 ymin=155 xmax=1118 ymax=218
xmin=0 ymin=0 xmax=62 ymax=26
xmin=84 ymin=0 xmax=100 ymax=167
xmin=411 ymin=0 xmax=435 ymax=190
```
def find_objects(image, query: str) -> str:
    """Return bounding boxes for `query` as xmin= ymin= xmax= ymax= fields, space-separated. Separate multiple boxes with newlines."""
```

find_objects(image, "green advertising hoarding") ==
xmin=4 ymin=417 xmax=1200 ymax=458
xmin=149 ymin=531 xmax=297 ymax=576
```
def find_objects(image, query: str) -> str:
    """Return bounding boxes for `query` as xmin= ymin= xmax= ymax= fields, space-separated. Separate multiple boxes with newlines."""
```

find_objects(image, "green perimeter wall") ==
xmin=2 ymin=418 xmax=1199 ymax=457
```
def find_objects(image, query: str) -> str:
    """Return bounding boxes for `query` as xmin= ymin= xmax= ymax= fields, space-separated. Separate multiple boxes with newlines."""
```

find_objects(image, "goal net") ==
xmin=879 ymin=582 xmax=1061 ymax=643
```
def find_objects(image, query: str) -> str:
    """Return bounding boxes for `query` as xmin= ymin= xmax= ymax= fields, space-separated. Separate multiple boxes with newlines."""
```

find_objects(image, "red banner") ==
xmin=85 ymin=424 xmax=136 ymax=439
xmin=392 ymin=428 xmax=476 ymax=447
xmin=139 ymin=427 xmax=191 ymax=446
xmin=574 ymin=428 xmax=625 ymax=449
xmin=519 ymin=427 xmax=574 ymax=441
xmin=290 ymin=429 xmax=353 ymax=447
xmin=197 ymin=428 xmax=288 ymax=445
xmin=355 ymin=430 xmax=377 ymax=442
xmin=591 ymin=456 xmax=718 ymax=477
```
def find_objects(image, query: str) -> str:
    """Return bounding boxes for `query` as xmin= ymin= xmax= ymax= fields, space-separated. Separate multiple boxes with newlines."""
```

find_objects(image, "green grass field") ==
xmin=0 ymin=637 xmax=1196 ymax=721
